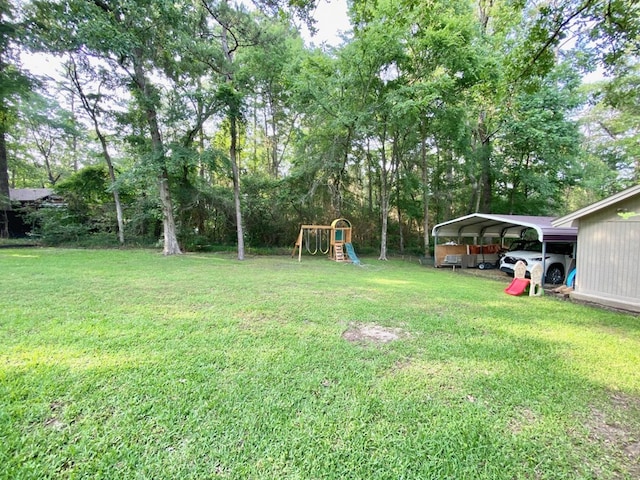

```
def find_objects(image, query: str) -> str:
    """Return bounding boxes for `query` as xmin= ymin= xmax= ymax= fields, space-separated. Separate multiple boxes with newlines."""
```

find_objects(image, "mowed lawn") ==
xmin=1 ymin=248 xmax=639 ymax=479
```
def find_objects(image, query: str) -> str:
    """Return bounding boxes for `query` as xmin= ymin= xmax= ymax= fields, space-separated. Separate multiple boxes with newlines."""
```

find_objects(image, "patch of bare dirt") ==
xmin=342 ymin=323 xmax=408 ymax=344
xmin=43 ymin=417 xmax=66 ymax=430
xmin=458 ymin=266 xmax=510 ymax=282
xmin=507 ymin=407 xmax=538 ymax=435
xmin=587 ymin=392 xmax=640 ymax=479
xmin=43 ymin=400 xmax=67 ymax=431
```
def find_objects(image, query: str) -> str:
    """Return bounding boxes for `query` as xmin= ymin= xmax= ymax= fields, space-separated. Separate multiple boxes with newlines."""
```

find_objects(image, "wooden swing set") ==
xmin=292 ymin=218 xmax=353 ymax=262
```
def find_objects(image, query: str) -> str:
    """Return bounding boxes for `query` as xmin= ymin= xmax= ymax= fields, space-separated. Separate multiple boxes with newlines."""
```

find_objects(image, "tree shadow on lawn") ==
xmin=343 ymin=320 xmax=640 ymax=479
xmin=4 ymin=313 xmax=639 ymax=479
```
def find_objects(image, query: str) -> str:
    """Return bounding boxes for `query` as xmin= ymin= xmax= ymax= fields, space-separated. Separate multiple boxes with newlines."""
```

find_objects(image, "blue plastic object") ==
xmin=344 ymin=243 xmax=361 ymax=265
xmin=567 ymin=268 xmax=576 ymax=287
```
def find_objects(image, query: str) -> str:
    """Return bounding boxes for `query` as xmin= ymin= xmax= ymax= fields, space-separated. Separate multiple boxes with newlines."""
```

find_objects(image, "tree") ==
xmin=199 ymin=0 xmax=256 ymax=260
xmin=349 ymin=0 xmax=483 ymax=255
xmin=493 ymin=66 xmax=583 ymax=214
xmin=390 ymin=0 xmax=480 ymax=251
xmin=515 ymin=0 xmax=640 ymax=80
xmin=239 ymin=21 xmax=304 ymax=178
xmin=0 ymin=0 xmax=31 ymax=237
xmin=21 ymin=91 xmax=80 ymax=186
xmin=290 ymin=49 xmax=358 ymax=220
xmin=15 ymin=0 xmax=639 ymax=254
xmin=65 ymin=55 xmax=126 ymax=245
xmin=596 ymin=68 xmax=640 ymax=183
xmin=199 ymin=0 xmax=316 ymax=259
xmin=576 ymin=65 xmax=640 ymax=201
xmin=27 ymin=0 xmax=186 ymax=253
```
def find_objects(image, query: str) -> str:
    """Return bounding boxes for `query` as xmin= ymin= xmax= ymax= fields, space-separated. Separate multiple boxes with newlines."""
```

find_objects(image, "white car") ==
xmin=499 ymin=240 xmax=574 ymax=285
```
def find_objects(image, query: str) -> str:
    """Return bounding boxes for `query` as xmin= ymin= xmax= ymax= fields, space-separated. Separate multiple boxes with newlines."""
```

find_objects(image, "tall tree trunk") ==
xmin=68 ymin=58 xmax=126 ymax=245
xmin=253 ymin=95 xmax=259 ymax=174
xmin=378 ymin=124 xmax=389 ymax=261
xmin=478 ymin=146 xmax=492 ymax=213
xmin=268 ymin=94 xmax=279 ymax=178
xmin=132 ymin=49 xmax=181 ymax=255
xmin=475 ymin=5 xmax=496 ymax=214
xmin=366 ymin=139 xmax=373 ymax=214
xmin=474 ymin=112 xmax=493 ymax=213
xmin=397 ymin=206 xmax=404 ymax=254
xmin=327 ymin=129 xmax=350 ymax=218
xmin=96 ymin=129 xmax=125 ymax=245
xmin=218 ymin=6 xmax=245 ymax=260
xmin=158 ymin=169 xmax=181 ymax=254
xmin=70 ymin=94 xmax=78 ymax=172
xmin=420 ymin=135 xmax=431 ymax=258
xmin=0 ymin=128 xmax=10 ymax=238
xmin=379 ymin=195 xmax=389 ymax=260
xmin=0 ymin=52 xmax=10 ymax=238
xmin=230 ymin=114 xmax=245 ymax=260
xmin=395 ymin=154 xmax=404 ymax=255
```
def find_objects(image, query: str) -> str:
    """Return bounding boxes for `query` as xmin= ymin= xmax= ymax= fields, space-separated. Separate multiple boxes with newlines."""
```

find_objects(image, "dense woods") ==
xmin=1 ymin=0 xmax=638 ymax=256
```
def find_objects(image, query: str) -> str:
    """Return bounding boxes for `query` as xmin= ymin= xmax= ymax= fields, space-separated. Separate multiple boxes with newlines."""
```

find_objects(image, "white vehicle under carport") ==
xmin=499 ymin=240 xmax=574 ymax=285
xmin=432 ymin=214 xmax=578 ymax=280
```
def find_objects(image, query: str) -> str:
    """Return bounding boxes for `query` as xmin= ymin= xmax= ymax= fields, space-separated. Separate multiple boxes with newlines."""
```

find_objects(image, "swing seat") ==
xmin=303 ymin=227 xmax=331 ymax=256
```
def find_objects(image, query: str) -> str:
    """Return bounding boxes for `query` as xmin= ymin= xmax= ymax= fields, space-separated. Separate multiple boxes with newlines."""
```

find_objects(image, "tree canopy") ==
xmin=1 ymin=0 xmax=637 ymax=255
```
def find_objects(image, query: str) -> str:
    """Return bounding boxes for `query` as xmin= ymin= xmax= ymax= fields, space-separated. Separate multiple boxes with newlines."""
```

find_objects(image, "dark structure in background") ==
xmin=7 ymin=188 xmax=63 ymax=237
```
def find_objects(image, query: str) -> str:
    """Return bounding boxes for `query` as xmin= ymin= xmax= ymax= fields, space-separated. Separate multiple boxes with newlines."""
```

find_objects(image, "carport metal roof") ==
xmin=432 ymin=214 xmax=578 ymax=243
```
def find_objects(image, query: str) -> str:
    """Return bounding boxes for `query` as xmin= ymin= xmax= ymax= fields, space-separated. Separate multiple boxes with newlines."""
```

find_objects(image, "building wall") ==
xmin=573 ymin=195 xmax=640 ymax=313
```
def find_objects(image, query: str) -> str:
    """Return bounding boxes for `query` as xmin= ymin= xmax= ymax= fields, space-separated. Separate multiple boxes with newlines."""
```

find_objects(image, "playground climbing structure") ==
xmin=292 ymin=218 xmax=355 ymax=263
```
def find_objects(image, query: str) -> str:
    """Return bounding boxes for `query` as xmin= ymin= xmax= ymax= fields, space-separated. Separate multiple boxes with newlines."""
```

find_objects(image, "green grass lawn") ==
xmin=1 ymin=248 xmax=639 ymax=479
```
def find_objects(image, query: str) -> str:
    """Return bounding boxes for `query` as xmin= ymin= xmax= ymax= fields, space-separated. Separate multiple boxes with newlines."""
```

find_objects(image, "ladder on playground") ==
xmin=334 ymin=243 xmax=345 ymax=261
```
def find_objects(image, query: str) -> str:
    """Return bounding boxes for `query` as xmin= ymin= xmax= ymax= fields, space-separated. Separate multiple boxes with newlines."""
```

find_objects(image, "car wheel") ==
xmin=545 ymin=264 xmax=565 ymax=285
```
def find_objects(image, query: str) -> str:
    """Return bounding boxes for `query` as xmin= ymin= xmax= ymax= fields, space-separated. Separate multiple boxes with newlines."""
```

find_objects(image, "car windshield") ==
xmin=508 ymin=240 xmax=573 ymax=255
xmin=508 ymin=240 xmax=542 ymax=252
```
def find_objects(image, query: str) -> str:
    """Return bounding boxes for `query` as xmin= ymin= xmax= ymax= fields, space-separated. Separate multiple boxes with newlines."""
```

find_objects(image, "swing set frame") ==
xmin=292 ymin=218 xmax=353 ymax=262
xmin=303 ymin=227 xmax=331 ymax=255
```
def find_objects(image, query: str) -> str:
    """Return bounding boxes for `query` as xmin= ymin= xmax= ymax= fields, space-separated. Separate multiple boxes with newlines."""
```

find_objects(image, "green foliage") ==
xmin=124 ymin=192 xmax=162 ymax=242
xmin=242 ymin=173 xmax=297 ymax=247
xmin=27 ymin=207 xmax=92 ymax=245
xmin=215 ymin=82 xmax=244 ymax=121
xmin=176 ymin=182 xmax=236 ymax=250
xmin=18 ymin=91 xmax=84 ymax=186
xmin=12 ymin=165 xmax=99 ymax=246
xmin=493 ymin=66 xmax=583 ymax=214
xmin=13 ymin=0 xmax=640 ymax=253
xmin=0 ymin=0 xmax=34 ymax=222
xmin=576 ymin=63 xmax=640 ymax=199
xmin=55 ymin=165 xmax=113 ymax=212
xmin=28 ymin=165 xmax=152 ymax=246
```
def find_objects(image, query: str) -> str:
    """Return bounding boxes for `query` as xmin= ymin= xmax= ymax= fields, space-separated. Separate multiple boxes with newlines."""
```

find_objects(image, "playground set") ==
xmin=504 ymin=260 xmax=543 ymax=297
xmin=292 ymin=218 xmax=361 ymax=265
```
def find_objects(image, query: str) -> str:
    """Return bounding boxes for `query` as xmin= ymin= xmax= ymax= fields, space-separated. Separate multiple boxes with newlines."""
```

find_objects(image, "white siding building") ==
xmin=553 ymin=185 xmax=640 ymax=313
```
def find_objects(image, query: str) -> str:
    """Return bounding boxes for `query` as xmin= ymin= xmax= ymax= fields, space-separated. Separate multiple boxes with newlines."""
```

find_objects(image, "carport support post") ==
xmin=433 ymin=233 xmax=439 ymax=265
xmin=541 ymin=241 xmax=547 ymax=284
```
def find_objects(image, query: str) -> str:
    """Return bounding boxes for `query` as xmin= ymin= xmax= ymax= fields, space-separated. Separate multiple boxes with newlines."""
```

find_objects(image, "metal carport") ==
xmin=432 ymin=214 xmax=578 ymax=243
xmin=431 ymin=214 xmax=578 ymax=273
